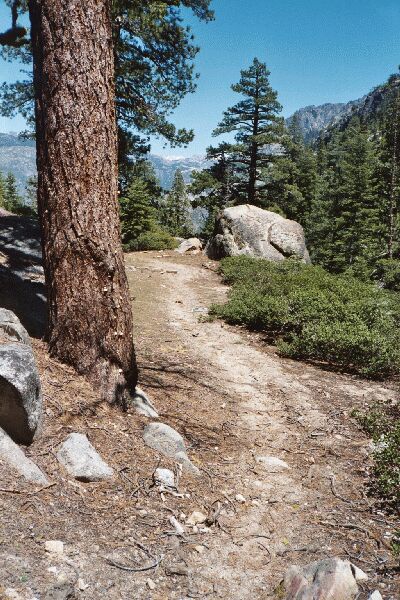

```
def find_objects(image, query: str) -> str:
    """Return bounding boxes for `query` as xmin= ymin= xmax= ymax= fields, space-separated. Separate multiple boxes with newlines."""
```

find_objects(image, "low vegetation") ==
xmin=211 ymin=256 xmax=400 ymax=378
xmin=353 ymin=402 xmax=400 ymax=512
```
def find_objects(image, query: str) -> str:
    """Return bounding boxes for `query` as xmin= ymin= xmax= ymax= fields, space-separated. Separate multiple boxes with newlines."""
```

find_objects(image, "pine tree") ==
xmin=379 ymin=87 xmax=400 ymax=258
xmin=213 ymin=58 xmax=283 ymax=205
xmin=25 ymin=175 xmax=38 ymax=213
xmin=163 ymin=170 xmax=193 ymax=237
xmin=308 ymin=119 xmax=381 ymax=273
xmin=119 ymin=178 xmax=157 ymax=250
xmin=189 ymin=143 xmax=237 ymax=235
xmin=4 ymin=172 xmax=22 ymax=212
xmin=0 ymin=170 xmax=6 ymax=209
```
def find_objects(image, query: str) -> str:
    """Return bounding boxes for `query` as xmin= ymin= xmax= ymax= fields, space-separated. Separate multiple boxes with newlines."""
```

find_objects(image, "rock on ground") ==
xmin=0 ymin=342 xmax=43 ymax=444
xmin=132 ymin=386 xmax=159 ymax=418
xmin=0 ymin=426 xmax=49 ymax=484
xmin=176 ymin=238 xmax=203 ymax=254
xmin=0 ymin=308 xmax=30 ymax=344
xmin=256 ymin=455 xmax=290 ymax=472
xmin=153 ymin=467 xmax=175 ymax=489
xmin=284 ymin=557 xmax=368 ymax=600
xmin=143 ymin=422 xmax=200 ymax=475
xmin=206 ymin=204 xmax=310 ymax=262
xmin=56 ymin=433 xmax=114 ymax=482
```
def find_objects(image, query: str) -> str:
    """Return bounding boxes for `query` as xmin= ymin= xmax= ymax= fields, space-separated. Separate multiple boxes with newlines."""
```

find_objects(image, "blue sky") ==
xmin=1 ymin=0 xmax=400 ymax=156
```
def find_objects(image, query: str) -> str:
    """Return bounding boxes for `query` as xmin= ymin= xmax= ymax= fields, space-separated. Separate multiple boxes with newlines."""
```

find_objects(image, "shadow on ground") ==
xmin=0 ymin=214 xmax=46 ymax=338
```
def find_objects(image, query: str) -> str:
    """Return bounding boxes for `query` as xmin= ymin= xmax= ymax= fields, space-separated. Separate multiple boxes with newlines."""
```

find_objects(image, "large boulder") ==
xmin=206 ymin=204 xmax=310 ymax=263
xmin=0 ymin=342 xmax=43 ymax=444
xmin=0 ymin=308 xmax=30 ymax=345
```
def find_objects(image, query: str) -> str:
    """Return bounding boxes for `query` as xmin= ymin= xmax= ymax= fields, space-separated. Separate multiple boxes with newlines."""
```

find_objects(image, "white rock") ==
xmin=154 ymin=467 xmax=175 ymax=488
xmin=78 ymin=578 xmax=89 ymax=591
xmin=45 ymin=540 xmax=64 ymax=554
xmin=368 ymin=592 xmax=383 ymax=600
xmin=207 ymin=204 xmax=310 ymax=262
xmin=169 ymin=516 xmax=185 ymax=536
xmin=235 ymin=494 xmax=246 ymax=503
xmin=143 ymin=422 xmax=200 ymax=475
xmin=256 ymin=456 xmax=290 ymax=472
xmin=56 ymin=433 xmax=114 ymax=482
xmin=147 ymin=578 xmax=156 ymax=590
xmin=187 ymin=511 xmax=207 ymax=525
xmin=194 ymin=545 xmax=205 ymax=554
xmin=132 ymin=387 xmax=159 ymax=418
xmin=0 ymin=427 xmax=49 ymax=484
xmin=176 ymin=238 xmax=203 ymax=254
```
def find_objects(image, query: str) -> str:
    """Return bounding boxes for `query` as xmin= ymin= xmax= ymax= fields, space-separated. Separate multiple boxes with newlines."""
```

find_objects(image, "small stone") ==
xmin=57 ymin=433 xmax=114 ymax=482
xmin=78 ymin=579 xmax=89 ymax=591
xmin=235 ymin=494 xmax=246 ymax=503
xmin=368 ymin=592 xmax=383 ymax=600
xmin=132 ymin=387 xmax=159 ymax=418
xmin=194 ymin=545 xmax=205 ymax=554
xmin=251 ymin=499 xmax=260 ymax=506
xmin=256 ymin=456 xmax=290 ymax=472
xmin=0 ymin=427 xmax=49 ymax=484
xmin=138 ymin=509 xmax=148 ymax=517
xmin=154 ymin=467 xmax=175 ymax=489
xmin=143 ymin=423 xmax=199 ymax=475
xmin=192 ymin=525 xmax=199 ymax=533
xmin=187 ymin=511 xmax=207 ymax=525
xmin=169 ymin=516 xmax=185 ymax=536
xmin=45 ymin=540 xmax=64 ymax=554
xmin=147 ymin=579 xmax=156 ymax=590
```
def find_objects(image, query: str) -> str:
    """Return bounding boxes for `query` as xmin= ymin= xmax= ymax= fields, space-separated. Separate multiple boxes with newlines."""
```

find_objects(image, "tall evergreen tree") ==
xmin=0 ymin=1 xmax=214 ymax=166
xmin=213 ymin=58 xmax=283 ymax=205
xmin=379 ymin=87 xmax=400 ymax=258
xmin=120 ymin=178 xmax=157 ymax=250
xmin=266 ymin=125 xmax=317 ymax=224
xmin=163 ymin=169 xmax=193 ymax=237
xmin=308 ymin=119 xmax=381 ymax=273
xmin=4 ymin=171 xmax=22 ymax=212
xmin=0 ymin=170 xmax=6 ymax=209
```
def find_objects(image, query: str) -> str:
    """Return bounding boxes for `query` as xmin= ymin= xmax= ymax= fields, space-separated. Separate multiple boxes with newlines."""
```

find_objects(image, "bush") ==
xmin=374 ymin=259 xmax=400 ymax=291
xmin=353 ymin=402 xmax=400 ymax=510
xmin=124 ymin=228 xmax=178 ymax=252
xmin=211 ymin=256 xmax=400 ymax=378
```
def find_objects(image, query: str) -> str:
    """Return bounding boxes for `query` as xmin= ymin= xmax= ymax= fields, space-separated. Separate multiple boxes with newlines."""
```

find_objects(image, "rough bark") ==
xmin=28 ymin=0 xmax=137 ymax=404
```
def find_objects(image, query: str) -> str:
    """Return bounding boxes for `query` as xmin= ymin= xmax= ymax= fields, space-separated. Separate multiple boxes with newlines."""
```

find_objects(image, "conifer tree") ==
xmin=308 ymin=119 xmax=381 ymax=273
xmin=119 ymin=177 xmax=157 ymax=250
xmin=0 ymin=170 xmax=6 ymax=209
xmin=266 ymin=125 xmax=317 ymax=225
xmin=189 ymin=143 xmax=237 ymax=235
xmin=213 ymin=58 xmax=283 ymax=205
xmin=4 ymin=171 xmax=22 ymax=212
xmin=379 ymin=87 xmax=400 ymax=258
xmin=164 ymin=169 xmax=193 ymax=237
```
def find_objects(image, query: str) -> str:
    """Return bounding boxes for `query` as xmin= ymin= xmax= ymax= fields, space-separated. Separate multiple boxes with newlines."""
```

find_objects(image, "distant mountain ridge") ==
xmin=0 ymin=75 xmax=398 ymax=193
xmin=285 ymin=98 xmax=364 ymax=144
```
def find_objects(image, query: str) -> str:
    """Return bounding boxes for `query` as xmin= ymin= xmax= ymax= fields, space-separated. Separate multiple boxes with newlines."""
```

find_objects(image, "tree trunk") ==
xmin=248 ymin=86 xmax=259 ymax=205
xmin=388 ymin=95 xmax=399 ymax=259
xmin=28 ymin=0 xmax=137 ymax=404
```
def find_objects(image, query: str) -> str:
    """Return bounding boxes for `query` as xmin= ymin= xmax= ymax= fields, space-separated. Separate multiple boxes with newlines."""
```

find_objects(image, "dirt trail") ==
xmin=127 ymin=251 xmax=399 ymax=599
xmin=1 ymin=248 xmax=399 ymax=600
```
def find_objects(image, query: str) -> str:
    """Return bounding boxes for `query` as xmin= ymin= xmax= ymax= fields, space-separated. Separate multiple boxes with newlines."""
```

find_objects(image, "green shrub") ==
xmin=375 ymin=259 xmax=400 ymax=291
xmin=211 ymin=256 xmax=400 ymax=378
xmin=124 ymin=228 xmax=178 ymax=252
xmin=354 ymin=402 xmax=400 ymax=510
